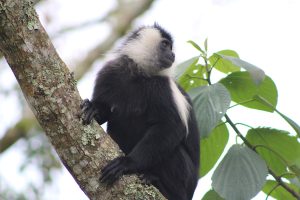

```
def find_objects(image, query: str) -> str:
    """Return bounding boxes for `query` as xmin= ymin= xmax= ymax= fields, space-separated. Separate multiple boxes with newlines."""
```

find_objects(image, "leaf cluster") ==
xmin=175 ymin=40 xmax=300 ymax=200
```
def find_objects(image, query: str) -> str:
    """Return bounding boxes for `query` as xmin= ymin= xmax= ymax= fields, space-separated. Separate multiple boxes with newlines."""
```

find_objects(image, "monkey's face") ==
xmin=157 ymin=38 xmax=175 ymax=69
xmin=121 ymin=25 xmax=175 ymax=74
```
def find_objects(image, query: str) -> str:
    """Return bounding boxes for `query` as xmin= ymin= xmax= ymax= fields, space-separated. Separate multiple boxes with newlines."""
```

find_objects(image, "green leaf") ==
xmin=276 ymin=112 xmax=300 ymax=138
xmin=200 ymin=123 xmax=229 ymax=177
xmin=208 ymin=50 xmax=240 ymax=74
xmin=187 ymin=40 xmax=205 ymax=54
xmin=246 ymin=128 xmax=300 ymax=176
xmin=174 ymin=56 xmax=199 ymax=79
xmin=220 ymin=71 xmax=278 ymax=112
xmin=219 ymin=54 xmax=265 ymax=85
xmin=246 ymin=128 xmax=288 ymax=176
xmin=178 ymin=64 xmax=208 ymax=91
xmin=189 ymin=83 xmax=231 ymax=137
xmin=204 ymin=38 xmax=208 ymax=52
xmin=212 ymin=144 xmax=268 ymax=200
xmin=254 ymin=95 xmax=300 ymax=138
xmin=202 ymin=189 xmax=224 ymax=200
xmin=263 ymin=180 xmax=298 ymax=200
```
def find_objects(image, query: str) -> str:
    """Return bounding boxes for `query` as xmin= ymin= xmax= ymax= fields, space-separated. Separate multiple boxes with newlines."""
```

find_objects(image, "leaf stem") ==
xmin=225 ymin=114 xmax=252 ymax=146
xmin=216 ymin=121 xmax=227 ymax=128
xmin=278 ymin=172 xmax=296 ymax=179
xmin=203 ymin=54 xmax=212 ymax=85
xmin=235 ymin=122 xmax=254 ymax=129
xmin=229 ymin=99 xmax=256 ymax=109
xmin=209 ymin=56 xmax=220 ymax=73
xmin=265 ymin=183 xmax=280 ymax=200
xmin=186 ymin=74 xmax=208 ymax=82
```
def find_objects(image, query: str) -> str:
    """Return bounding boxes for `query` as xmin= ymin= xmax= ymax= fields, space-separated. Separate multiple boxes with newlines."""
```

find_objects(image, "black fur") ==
xmin=81 ymin=27 xmax=200 ymax=200
xmin=154 ymin=23 xmax=173 ymax=44
xmin=122 ymin=23 xmax=173 ymax=48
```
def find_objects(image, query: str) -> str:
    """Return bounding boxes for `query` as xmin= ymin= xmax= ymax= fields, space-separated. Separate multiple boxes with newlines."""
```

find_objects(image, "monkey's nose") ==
xmin=171 ymin=52 xmax=175 ymax=60
xmin=167 ymin=52 xmax=175 ymax=62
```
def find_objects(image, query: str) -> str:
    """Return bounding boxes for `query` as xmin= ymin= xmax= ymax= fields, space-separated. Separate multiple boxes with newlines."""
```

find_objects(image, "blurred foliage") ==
xmin=0 ymin=184 xmax=27 ymax=200
xmin=0 ymin=129 xmax=61 ymax=200
xmin=0 ymin=175 xmax=44 ymax=200
xmin=21 ymin=131 xmax=62 ymax=183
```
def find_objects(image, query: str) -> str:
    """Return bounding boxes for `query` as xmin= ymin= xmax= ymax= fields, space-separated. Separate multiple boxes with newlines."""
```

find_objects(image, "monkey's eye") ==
xmin=161 ymin=40 xmax=172 ymax=49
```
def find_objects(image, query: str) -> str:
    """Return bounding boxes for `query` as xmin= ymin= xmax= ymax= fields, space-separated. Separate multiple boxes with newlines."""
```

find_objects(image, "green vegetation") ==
xmin=175 ymin=40 xmax=300 ymax=200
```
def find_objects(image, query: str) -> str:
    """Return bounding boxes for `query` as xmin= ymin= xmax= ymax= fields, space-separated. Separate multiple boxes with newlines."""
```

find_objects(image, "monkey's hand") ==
xmin=100 ymin=157 xmax=134 ymax=185
xmin=80 ymin=99 xmax=98 ymax=125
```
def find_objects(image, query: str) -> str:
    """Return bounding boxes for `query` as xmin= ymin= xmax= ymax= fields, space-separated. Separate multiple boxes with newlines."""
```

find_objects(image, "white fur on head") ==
xmin=169 ymin=78 xmax=191 ymax=133
xmin=121 ymin=27 xmax=162 ymax=74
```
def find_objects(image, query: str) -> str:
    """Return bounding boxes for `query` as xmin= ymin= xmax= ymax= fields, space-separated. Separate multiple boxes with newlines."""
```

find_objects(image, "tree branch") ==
xmin=0 ymin=117 xmax=38 ymax=153
xmin=0 ymin=1 xmax=164 ymax=199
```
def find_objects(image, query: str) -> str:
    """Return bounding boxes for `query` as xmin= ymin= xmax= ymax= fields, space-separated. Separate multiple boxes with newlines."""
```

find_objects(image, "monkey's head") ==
xmin=120 ymin=23 xmax=175 ymax=75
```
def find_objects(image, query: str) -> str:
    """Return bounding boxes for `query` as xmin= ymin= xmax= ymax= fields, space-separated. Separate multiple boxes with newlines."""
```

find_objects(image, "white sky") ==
xmin=1 ymin=0 xmax=300 ymax=199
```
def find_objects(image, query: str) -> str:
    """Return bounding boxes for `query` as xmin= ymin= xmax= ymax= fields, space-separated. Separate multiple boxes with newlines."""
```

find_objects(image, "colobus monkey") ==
xmin=81 ymin=23 xmax=200 ymax=200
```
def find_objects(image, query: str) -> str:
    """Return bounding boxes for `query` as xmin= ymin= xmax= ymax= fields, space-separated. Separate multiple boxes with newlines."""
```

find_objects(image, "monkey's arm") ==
xmin=100 ymin=120 xmax=185 ymax=184
xmin=129 ymin=121 xmax=185 ymax=167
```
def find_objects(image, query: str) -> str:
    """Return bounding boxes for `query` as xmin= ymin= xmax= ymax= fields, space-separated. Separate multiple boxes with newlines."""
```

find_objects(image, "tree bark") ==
xmin=0 ymin=0 xmax=156 ymax=153
xmin=0 ymin=0 xmax=165 ymax=199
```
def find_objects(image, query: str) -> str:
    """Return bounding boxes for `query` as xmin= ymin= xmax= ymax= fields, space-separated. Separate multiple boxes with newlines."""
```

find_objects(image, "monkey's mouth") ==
xmin=160 ymin=53 xmax=175 ymax=68
xmin=168 ymin=52 xmax=175 ymax=63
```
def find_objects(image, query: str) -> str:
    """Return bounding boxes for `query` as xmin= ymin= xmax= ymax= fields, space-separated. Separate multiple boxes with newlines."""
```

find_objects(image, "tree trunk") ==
xmin=0 ymin=0 xmax=165 ymax=199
